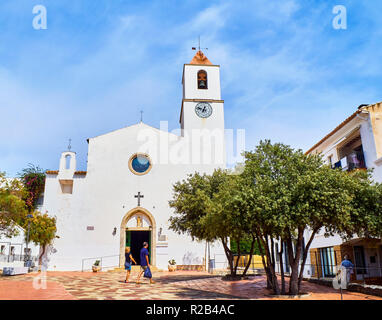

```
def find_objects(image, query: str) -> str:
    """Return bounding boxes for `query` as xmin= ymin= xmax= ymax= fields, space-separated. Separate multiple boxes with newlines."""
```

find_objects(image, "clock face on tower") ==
xmin=195 ymin=102 xmax=213 ymax=118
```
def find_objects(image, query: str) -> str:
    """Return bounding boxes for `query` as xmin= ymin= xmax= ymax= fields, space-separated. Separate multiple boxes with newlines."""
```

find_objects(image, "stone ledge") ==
xmin=348 ymin=283 xmax=382 ymax=297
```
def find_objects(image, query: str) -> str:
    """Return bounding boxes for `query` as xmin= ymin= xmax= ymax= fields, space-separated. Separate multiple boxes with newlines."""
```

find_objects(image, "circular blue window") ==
xmin=130 ymin=154 xmax=151 ymax=175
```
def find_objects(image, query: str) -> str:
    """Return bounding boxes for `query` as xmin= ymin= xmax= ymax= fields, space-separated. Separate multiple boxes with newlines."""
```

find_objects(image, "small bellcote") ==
xmin=58 ymin=151 xmax=76 ymax=179
xmin=58 ymin=151 xmax=76 ymax=194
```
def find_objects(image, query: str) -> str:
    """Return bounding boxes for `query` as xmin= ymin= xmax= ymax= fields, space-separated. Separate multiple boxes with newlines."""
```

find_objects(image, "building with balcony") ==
xmin=271 ymin=102 xmax=382 ymax=284
xmin=307 ymin=102 xmax=382 ymax=283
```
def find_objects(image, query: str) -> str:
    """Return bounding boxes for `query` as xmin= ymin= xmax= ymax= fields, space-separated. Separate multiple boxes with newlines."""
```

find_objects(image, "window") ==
xmin=354 ymin=246 xmax=367 ymax=275
xmin=319 ymin=247 xmax=336 ymax=277
xmin=197 ymin=70 xmax=208 ymax=89
xmin=128 ymin=153 xmax=152 ymax=176
xmin=0 ymin=245 xmax=5 ymax=254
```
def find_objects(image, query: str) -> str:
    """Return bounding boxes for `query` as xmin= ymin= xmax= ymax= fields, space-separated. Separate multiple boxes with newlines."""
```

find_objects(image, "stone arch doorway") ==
xmin=119 ymin=207 xmax=156 ymax=268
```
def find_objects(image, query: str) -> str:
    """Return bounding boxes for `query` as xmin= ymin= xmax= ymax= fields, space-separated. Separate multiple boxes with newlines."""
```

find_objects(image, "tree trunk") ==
xmin=259 ymin=243 xmax=272 ymax=289
xmin=221 ymin=237 xmax=234 ymax=275
xmin=287 ymin=230 xmax=303 ymax=295
xmin=278 ymin=240 xmax=286 ymax=295
xmin=260 ymin=234 xmax=280 ymax=295
xmin=255 ymin=233 xmax=272 ymax=289
xmin=270 ymin=237 xmax=275 ymax=269
xmin=234 ymin=237 xmax=241 ymax=275
xmin=38 ymin=244 xmax=46 ymax=271
xmin=298 ymin=227 xmax=319 ymax=292
xmin=243 ymin=236 xmax=256 ymax=276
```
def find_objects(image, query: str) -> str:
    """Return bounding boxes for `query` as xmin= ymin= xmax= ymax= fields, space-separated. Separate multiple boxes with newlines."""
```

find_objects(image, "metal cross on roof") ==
xmin=68 ymin=138 xmax=72 ymax=151
xmin=140 ymin=110 xmax=144 ymax=123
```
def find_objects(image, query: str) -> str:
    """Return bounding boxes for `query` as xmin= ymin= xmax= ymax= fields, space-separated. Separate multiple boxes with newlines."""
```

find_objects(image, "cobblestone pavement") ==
xmin=1 ymin=271 xmax=381 ymax=300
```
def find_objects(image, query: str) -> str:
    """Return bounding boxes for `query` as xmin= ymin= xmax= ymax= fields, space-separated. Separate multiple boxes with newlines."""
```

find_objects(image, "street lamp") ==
xmin=25 ymin=214 xmax=33 ymax=268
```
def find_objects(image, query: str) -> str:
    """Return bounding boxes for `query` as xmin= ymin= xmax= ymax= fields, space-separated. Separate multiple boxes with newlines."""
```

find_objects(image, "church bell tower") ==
xmin=180 ymin=50 xmax=226 ymax=167
xmin=180 ymin=50 xmax=225 ymax=133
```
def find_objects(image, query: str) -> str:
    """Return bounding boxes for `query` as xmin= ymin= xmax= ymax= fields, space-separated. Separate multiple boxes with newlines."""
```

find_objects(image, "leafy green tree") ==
xmin=169 ymin=170 xmax=259 ymax=277
xmin=340 ymin=169 xmax=382 ymax=239
xmin=169 ymin=169 xmax=229 ymax=242
xmin=203 ymin=173 xmax=259 ymax=276
xmin=22 ymin=211 xmax=57 ymax=268
xmin=169 ymin=170 xmax=246 ymax=273
xmin=18 ymin=164 xmax=57 ymax=269
xmin=243 ymin=140 xmax=382 ymax=295
xmin=169 ymin=141 xmax=382 ymax=295
xmin=0 ymin=172 xmax=27 ymax=237
xmin=230 ymin=238 xmax=262 ymax=255
xmin=1 ymin=166 xmax=57 ymax=269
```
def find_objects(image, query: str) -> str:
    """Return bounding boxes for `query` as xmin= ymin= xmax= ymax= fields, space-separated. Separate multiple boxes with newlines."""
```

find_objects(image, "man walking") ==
xmin=136 ymin=242 xmax=155 ymax=285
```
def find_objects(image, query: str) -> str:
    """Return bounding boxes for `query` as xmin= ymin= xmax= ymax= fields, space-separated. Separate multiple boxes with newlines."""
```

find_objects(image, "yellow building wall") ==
xmin=233 ymin=255 xmax=266 ymax=268
xmin=366 ymin=102 xmax=382 ymax=159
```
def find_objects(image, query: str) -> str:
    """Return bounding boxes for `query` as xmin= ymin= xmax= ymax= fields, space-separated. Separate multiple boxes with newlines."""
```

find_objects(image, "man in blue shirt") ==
xmin=136 ymin=242 xmax=155 ymax=284
xmin=341 ymin=255 xmax=354 ymax=284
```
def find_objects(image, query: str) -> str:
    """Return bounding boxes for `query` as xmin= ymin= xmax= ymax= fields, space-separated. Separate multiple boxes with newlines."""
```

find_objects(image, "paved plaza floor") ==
xmin=0 ymin=270 xmax=381 ymax=300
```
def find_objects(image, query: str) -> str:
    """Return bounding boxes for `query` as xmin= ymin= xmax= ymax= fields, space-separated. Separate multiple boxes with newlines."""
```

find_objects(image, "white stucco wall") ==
xmin=42 ymin=58 xmax=228 ymax=271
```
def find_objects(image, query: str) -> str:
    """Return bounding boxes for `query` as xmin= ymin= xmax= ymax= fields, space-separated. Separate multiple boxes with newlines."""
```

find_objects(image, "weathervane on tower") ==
xmin=192 ymin=36 xmax=208 ymax=52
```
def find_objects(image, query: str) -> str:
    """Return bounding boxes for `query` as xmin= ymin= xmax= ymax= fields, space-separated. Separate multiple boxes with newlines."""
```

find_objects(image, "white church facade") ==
xmin=41 ymin=50 xmax=228 ymax=271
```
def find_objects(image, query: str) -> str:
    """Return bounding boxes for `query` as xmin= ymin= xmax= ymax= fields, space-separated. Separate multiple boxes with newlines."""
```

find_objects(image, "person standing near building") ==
xmin=124 ymin=247 xmax=137 ymax=283
xmin=341 ymin=255 xmax=354 ymax=284
xmin=136 ymin=242 xmax=155 ymax=285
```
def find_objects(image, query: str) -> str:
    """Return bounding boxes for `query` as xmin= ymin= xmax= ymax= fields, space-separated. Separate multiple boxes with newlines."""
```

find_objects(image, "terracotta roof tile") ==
xmin=45 ymin=170 xmax=87 ymax=175
xmin=189 ymin=50 xmax=213 ymax=65
xmin=46 ymin=170 xmax=58 ymax=175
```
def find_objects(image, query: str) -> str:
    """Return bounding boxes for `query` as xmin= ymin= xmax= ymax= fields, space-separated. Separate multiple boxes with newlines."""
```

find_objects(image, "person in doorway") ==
xmin=136 ymin=242 xmax=155 ymax=284
xmin=124 ymin=246 xmax=137 ymax=283
xmin=341 ymin=255 xmax=354 ymax=284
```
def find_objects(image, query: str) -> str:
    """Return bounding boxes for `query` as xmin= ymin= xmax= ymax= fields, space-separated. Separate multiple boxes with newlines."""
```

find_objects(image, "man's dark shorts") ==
xmin=141 ymin=265 xmax=148 ymax=272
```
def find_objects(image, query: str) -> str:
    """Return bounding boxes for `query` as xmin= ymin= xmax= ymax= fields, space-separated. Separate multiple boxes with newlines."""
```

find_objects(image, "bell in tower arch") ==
xmin=197 ymin=70 xmax=208 ymax=89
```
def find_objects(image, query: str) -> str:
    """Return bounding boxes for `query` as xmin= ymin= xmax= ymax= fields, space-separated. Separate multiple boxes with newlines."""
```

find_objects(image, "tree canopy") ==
xmin=169 ymin=140 xmax=382 ymax=295
xmin=1 ymin=166 xmax=57 ymax=269
xmin=0 ymin=172 xmax=27 ymax=237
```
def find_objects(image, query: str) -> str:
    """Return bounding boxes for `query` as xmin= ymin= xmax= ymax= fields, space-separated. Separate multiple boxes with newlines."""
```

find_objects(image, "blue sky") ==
xmin=1 ymin=0 xmax=382 ymax=175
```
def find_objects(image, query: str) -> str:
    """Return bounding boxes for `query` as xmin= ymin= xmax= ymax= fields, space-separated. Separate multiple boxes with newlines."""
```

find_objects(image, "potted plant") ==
xmin=168 ymin=259 xmax=177 ymax=272
xmin=92 ymin=260 xmax=101 ymax=272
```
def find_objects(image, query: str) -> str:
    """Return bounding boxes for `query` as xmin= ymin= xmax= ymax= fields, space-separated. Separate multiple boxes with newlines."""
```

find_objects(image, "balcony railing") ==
xmin=0 ymin=254 xmax=38 ymax=263
xmin=333 ymin=152 xmax=366 ymax=171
